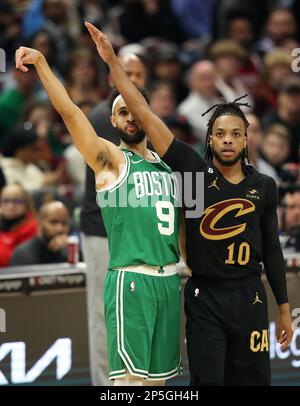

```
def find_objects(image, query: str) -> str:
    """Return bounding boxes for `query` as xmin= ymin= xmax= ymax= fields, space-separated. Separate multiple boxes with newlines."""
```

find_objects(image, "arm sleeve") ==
xmin=261 ymin=177 xmax=288 ymax=304
xmin=162 ymin=138 xmax=205 ymax=173
xmin=9 ymin=246 xmax=31 ymax=266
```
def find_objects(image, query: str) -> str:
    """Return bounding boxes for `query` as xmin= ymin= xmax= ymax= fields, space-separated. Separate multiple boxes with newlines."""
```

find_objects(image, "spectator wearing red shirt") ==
xmin=0 ymin=184 xmax=38 ymax=267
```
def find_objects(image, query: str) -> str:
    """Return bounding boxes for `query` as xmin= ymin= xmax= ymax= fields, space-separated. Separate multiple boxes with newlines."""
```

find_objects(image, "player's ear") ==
xmin=209 ymin=134 xmax=212 ymax=147
xmin=110 ymin=115 xmax=117 ymax=128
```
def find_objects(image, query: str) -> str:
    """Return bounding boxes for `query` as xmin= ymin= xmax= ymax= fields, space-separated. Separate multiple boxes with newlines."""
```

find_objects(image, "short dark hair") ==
xmin=1 ymin=126 xmax=38 ymax=157
xmin=108 ymin=87 xmax=150 ymax=113
xmin=202 ymin=95 xmax=251 ymax=164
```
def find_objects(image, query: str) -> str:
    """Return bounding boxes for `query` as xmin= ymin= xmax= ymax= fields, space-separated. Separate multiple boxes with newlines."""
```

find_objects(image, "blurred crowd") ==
xmin=2 ymin=0 xmax=300 ymax=266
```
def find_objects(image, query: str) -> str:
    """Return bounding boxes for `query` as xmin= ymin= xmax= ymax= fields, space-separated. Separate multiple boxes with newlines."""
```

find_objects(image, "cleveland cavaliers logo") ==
xmin=200 ymin=198 xmax=255 ymax=240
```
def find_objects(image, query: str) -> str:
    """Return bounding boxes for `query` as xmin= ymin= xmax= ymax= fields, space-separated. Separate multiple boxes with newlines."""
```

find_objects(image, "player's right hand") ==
xmin=15 ymin=46 xmax=43 ymax=72
xmin=85 ymin=22 xmax=116 ymax=64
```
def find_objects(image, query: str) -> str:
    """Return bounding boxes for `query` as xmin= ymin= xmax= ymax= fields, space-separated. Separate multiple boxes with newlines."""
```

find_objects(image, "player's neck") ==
xmin=120 ymin=139 xmax=151 ymax=159
xmin=213 ymin=158 xmax=245 ymax=184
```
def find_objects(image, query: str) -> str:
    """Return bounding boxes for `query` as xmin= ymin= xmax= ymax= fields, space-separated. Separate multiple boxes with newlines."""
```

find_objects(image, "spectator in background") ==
xmin=255 ymin=49 xmax=294 ymax=117
xmin=143 ymin=40 xmax=186 ymax=103
xmin=226 ymin=9 xmax=255 ymax=49
xmin=2 ymin=28 xmax=60 ymax=97
xmin=0 ymin=66 xmax=37 ymax=140
xmin=170 ymin=0 xmax=214 ymax=40
xmin=21 ymin=0 xmax=45 ymax=39
xmin=164 ymin=112 xmax=193 ymax=143
xmin=246 ymin=113 xmax=279 ymax=181
xmin=280 ymin=187 xmax=300 ymax=232
xmin=210 ymin=40 xmax=254 ymax=109
xmin=77 ymin=0 xmax=105 ymax=28
xmin=118 ymin=0 xmax=186 ymax=45
xmin=164 ymin=112 xmax=205 ymax=156
xmin=0 ymin=167 xmax=6 ymax=191
xmin=178 ymin=60 xmax=220 ymax=143
xmin=0 ymin=183 xmax=37 ymax=267
xmin=255 ymin=7 xmax=297 ymax=56
xmin=10 ymin=200 xmax=70 ymax=266
xmin=24 ymin=0 xmax=79 ymax=67
xmin=262 ymin=78 xmax=300 ymax=163
xmin=280 ymin=36 xmax=300 ymax=54
xmin=23 ymin=100 xmax=67 ymax=166
xmin=29 ymin=29 xmax=58 ymax=69
xmin=225 ymin=10 xmax=261 ymax=94
xmin=279 ymin=186 xmax=300 ymax=252
xmin=65 ymin=48 xmax=103 ymax=105
xmin=0 ymin=126 xmax=64 ymax=193
xmin=27 ymin=29 xmax=61 ymax=78
xmin=213 ymin=0 xmax=270 ymax=40
xmin=261 ymin=124 xmax=291 ymax=182
xmin=149 ymin=81 xmax=176 ymax=119
xmin=0 ymin=1 xmax=22 ymax=69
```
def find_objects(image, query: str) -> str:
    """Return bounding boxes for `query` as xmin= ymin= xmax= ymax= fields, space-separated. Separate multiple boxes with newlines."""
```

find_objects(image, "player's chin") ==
xmin=121 ymin=126 xmax=136 ymax=137
xmin=222 ymin=158 xmax=240 ymax=166
xmin=216 ymin=150 xmax=242 ymax=166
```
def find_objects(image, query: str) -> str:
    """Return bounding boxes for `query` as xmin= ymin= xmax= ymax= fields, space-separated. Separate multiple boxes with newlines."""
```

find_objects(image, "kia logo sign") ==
xmin=0 ymin=338 xmax=72 ymax=384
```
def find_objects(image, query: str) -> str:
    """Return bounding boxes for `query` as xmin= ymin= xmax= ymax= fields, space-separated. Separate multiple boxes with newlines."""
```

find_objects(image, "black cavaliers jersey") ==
xmin=163 ymin=139 xmax=288 ymax=304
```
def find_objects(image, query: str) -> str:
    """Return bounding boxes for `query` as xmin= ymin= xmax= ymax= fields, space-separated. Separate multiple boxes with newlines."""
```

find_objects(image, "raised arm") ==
xmin=85 ymin=22 xmax=174 ymax=157
xmin=15 ymin=46 xmax=124 ymax=180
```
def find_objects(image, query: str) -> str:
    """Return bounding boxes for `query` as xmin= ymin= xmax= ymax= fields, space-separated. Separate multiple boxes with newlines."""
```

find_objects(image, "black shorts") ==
xmin=184 ymin=276 xmax=271 ymax=386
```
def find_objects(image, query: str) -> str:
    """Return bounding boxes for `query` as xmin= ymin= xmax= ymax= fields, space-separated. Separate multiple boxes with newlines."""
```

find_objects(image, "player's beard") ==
xmin=213 ymin=148 xmax=244 ymax=167
xmin=117 ymin=127 xmax=146 ymax=145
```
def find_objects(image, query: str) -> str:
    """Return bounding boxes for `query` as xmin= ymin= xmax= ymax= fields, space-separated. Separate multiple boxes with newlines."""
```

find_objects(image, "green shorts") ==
xmin=104 ymin=268 xmax=181 ymax=381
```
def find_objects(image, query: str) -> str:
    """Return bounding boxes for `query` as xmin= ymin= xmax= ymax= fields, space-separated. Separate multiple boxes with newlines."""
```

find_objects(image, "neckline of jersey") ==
xmin=120 ymin=148 xmax=161 ymax=163
xmin=210 ymin=162 xmax=251 ymax=187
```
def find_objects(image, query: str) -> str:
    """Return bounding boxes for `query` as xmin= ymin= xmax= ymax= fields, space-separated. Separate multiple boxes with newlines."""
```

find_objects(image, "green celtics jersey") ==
xmin=96 ymin=149 xmax=180 ymax=269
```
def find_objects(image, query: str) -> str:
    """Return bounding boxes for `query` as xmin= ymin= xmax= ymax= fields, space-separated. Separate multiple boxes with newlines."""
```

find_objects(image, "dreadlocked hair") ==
xmin=202 ymin=95 xmax=251 ymax=165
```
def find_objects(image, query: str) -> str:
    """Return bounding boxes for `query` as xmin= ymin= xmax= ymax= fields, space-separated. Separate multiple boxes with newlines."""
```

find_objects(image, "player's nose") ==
xmin=127 ymin=112 xmax=135 ymax=122
xmin=223 ymin=134 xmax=233 ymax=144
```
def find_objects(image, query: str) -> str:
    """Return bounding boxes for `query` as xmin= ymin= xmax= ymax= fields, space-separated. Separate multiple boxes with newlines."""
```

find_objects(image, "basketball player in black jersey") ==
xmin=85 ymin=22 xmax=293 ymax=386
xmin=162 ymin=98 xmax=294 ymax=385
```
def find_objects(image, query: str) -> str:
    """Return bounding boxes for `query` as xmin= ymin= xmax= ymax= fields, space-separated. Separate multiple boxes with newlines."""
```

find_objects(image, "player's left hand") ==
xmin=276 ymin=312 xmax=294 ymax=350
xmin=85 ymin=21 xmax=116 ymax=64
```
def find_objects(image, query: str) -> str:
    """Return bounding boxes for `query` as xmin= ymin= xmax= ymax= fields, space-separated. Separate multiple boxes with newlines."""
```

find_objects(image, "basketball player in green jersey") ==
xmin=16 ymin=46 xmax=181 ymax=386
